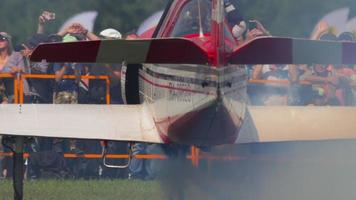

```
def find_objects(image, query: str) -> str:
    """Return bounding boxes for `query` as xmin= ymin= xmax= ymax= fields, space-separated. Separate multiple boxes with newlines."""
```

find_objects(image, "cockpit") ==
xmin=170 ymin=0 xmax=212 ymax=38
xmin=159 ymin=0 xmax=244 ymax=53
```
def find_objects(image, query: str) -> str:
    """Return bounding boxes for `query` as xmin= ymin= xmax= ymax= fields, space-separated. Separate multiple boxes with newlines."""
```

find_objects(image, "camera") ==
xmin=42 ymin=11 xmax=56 ymax=20
xmin=248 ymin=21 xmax=257 ymax=30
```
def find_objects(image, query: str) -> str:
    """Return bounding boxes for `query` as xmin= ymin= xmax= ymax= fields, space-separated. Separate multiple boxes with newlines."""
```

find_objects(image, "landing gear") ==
xmin=101 ymin=141 xmax=133 ymax=169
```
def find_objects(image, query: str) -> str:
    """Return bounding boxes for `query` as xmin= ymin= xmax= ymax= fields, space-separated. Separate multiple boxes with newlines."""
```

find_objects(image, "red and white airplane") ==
xmin=2 ymin=0 xmax=356 ymax=147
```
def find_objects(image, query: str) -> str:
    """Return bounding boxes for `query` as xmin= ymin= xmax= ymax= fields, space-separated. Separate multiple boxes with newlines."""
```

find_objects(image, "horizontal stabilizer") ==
xmin=228 ymin=37 xmax=356 ymax=65
xmin=30 ymin=38 xmax=209 ymax=64
xmin=0 ymin=104 xmax=163 ymax=143
xmin=237 ymin=106 xmax=356 ymax=144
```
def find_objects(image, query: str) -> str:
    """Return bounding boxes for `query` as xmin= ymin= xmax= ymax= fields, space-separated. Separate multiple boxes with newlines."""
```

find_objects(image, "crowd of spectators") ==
xmin=0 ymin=9 xmax=355 ymax=181
xmin=0 ymin=11 xmax=138 ymax=180
xmin=246 ymin=20 xmax=356 ymax=107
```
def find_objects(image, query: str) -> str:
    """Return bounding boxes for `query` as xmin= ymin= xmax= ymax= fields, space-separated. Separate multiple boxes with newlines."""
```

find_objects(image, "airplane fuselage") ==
xmin=134 ymin=0 xmax=249 ymax=146
xmin=139 ymin=64 xmax=248 ymax=146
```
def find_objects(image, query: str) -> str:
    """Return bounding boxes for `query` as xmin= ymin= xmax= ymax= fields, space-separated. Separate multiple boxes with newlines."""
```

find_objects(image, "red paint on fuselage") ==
xmin=153 ymin=0 xmax=238 ymax=67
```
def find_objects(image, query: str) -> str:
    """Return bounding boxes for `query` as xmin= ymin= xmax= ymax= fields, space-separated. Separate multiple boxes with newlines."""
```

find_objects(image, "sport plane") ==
xmin=2 ymin=0 xmax=356 ymax=147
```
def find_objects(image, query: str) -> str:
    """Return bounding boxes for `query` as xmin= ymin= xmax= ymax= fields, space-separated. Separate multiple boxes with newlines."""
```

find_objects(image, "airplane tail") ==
xmin=30 ymin=38 xmax=209 ymax=64
xmin=228 ymin=36 xmax=356 ymax=65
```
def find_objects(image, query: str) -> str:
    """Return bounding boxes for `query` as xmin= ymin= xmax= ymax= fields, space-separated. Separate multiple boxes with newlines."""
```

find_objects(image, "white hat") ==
xmin=99 ymin=28 xmax=122 ymax=39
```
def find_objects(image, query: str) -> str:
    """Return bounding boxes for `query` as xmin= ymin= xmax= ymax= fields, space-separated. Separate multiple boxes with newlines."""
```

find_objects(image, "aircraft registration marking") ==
xmin=168 ymin=82 xmax=193 ymax=102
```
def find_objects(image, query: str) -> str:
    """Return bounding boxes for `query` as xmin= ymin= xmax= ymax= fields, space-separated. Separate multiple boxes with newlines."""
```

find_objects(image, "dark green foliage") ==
xmin=239 ymin=0 xmax=356 ymax=37
xmin=0 ymin=0 xmax=356 ymax=45
xmin=0 ymin=0 xmax=167 ymax=45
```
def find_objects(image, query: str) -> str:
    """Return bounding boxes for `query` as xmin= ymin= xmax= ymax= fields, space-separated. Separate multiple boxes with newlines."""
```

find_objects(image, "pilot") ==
xmin=224 ymin=0 xmax=247 ymax=40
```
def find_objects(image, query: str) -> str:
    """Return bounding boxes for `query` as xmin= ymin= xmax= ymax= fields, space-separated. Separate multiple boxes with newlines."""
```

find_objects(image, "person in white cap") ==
xmin=99 ymin=28 xmax=122 ymax=39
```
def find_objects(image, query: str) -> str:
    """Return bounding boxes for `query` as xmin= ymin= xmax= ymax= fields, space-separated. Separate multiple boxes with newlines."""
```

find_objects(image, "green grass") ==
xmin=0 ymin=179 xmax=164 ymax=200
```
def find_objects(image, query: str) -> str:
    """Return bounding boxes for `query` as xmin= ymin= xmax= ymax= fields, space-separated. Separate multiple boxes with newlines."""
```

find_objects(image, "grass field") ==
xmin=0 ymin=179 xmax=164 ymax=200
xmin=2 ymin=142 xmax=356 ymax=200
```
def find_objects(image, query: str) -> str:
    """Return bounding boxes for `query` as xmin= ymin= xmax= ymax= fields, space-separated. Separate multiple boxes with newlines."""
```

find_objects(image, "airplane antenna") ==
xmin=197 ymin=0 xmax=204 ymax=38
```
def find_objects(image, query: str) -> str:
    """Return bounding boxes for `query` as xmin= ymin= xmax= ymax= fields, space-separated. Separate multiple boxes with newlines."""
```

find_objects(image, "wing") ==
xmin=30 ymin=38 xmax=209 ymax=64
xmin=0 ymin=104 xmax=163 ymax=143
xmin=228 ymin=37 xmax=356 ymax=65
xmin=237 ymin=106 xmax=356 ymax=144
xmin=229 ymin=37 xmax=356 ymax=144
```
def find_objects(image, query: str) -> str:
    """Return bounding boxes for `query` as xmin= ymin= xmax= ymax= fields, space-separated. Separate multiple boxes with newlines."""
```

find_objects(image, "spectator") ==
xmin=245 ymin=20 xmax=293 ymax=105
xmin=52 ymin=32 xmax=85 ymax=177
xmin=334 ymin=32 xmax=355 ymax=106
xmin=338 ymin=31 xmax=354 ymax=41
xmin=0 ymin=32 xmax=25 ymax=102
xmin=27 ymin=138 xmax=70 ymax=179
xmin=79 ymin=28 xmax=122 ymax=105
xmin=301 ymin=64 xmax=340 ymax=106
xmin=319 ymin=32 xmax=338 ymax=41
xmin=37 ymin=11 xmax=55 ymax=34
xmin=297 ymin=32 xmax=344 ymax=106
xmin=54 ymin=23 xmax=102 ymax=178
xmin=246 ymin=21 xmax=293 ymax=105
xmin=251 ymin=64 xmax=291 ymax=105
xmin=53 ymin=33 xmax=84 ymax=104
xmin=311 ymin=21 xmax=330 ymax=40
xmin=0 ymin=81 xmax=8 ymax=103
xmin=88 ymin=63 xmax=123 ymax=104
xmin=99 ymin=28 xmax=122 ymax=39
xmin=291 ymin=64 xmax=313 ymax=105
xmin=224 ymin=0 xmax=247 ymax=41
xmin=19 ymin=33 xmax=56 ymax=103
xmin=95 ymin=29 xmax=127 ymax=179
xmin=89 ymin=28 xmax=123 ymax=104
xmin=74 ymin=139 xmax=101 ymax=179
xmin=245 ymin=19 xmax=270 ymax=42
xmin=57 ymin=23 xmax=100 ymax=41
xmin=128 ymin=143 xmax=147 ymax=179
xmin=22 ymin=12 xmax=63 ymax=179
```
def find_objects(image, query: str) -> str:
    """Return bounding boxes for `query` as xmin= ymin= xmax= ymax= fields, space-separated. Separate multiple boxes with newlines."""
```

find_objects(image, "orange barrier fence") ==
xmin=20 ymin=74 xmax=111 ymax=104
xmin=0 ymin=152 xmax=167 ymax=160
xmin=0 ymin=73 xmax=111 ymax=104
xmin=0 ymin=73 xmax=19 ymax=103
xmin=0 ymin=151 xmax=258 ymax=162
xmin=0 ymin=152 xmax=203 ymax=161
